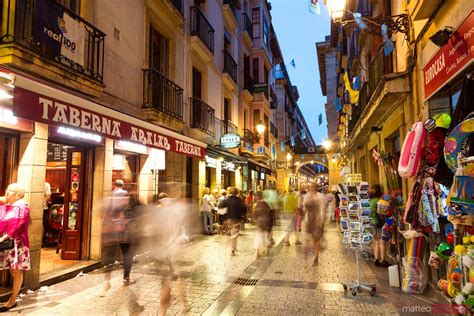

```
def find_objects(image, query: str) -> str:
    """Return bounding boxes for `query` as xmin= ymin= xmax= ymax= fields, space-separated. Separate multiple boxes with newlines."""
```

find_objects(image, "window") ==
xmin=253 ymin=110 xmax=260 ymax=129
xmin=253 ymin=58 xmax=259 ymax=83
xmin=244 ymin=109 xmax=248 ymax=129
xmin=264 ymin=114 xmax=269 ymax=145
xmin=192 ymin=68 xmax=202 ymax=99
xmin=150 ymin=26 xmax=169 ymax=76
xmin=57 ymin=0 xmax=80 ymax=14
xmin=224 ymin=29 xmax=232 ymax=52
xmin=263 ymin=14 xmax=269 ymax=49
xmin=264 ymin=66 xmax=268 ymax=85
xmin=252 ymin=8 xmax=260 ymax=38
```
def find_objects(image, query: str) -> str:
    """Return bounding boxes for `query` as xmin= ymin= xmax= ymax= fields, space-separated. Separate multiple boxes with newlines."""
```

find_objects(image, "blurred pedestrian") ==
xmin=218 ymin=187 xmax=247 ymax=256
xmin=253 ymin=191 xmax=272 ymax=258
xmin=217 ymin=189 xmax=228 ymax=234
xmin=200 ymin=188 xmax=214 ymax=235
xmin=263 ymin=189 xmax=278 ymax=245
xmin=303 ymin=184 xmax=327 ymax=266
xmin=282 ymin=190 xmax=298 ymax=246
xmin=326 ymin=190 xmax=336 ymax=223
xmin=294 ymin=190 xmax=306 ymax=241
xmin=369 ymin=184 xmax=389 ymax=267
xmin=245 ymin=190 xmax=254 ymax=224
xmin=0 ymin=183 xmax=30 ymax=312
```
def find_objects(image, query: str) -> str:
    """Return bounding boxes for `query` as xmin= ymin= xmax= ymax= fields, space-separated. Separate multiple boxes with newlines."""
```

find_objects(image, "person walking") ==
xmin=303 ymin=184 xmax=327 ymax=266
xmin=217 ymin=189 xmax=228 ymax=234
xmin=0 ymin=183 xmax=31 ymax=312
xmin=218 ymin=187 xmax=247 ymax=256
xmin=200 ymin=188 xmax=214 ymax=235
xmin=253 ymin=191 xmax=273 ymax=258
xmin=282 ymin=190 xmax=298 ymax=246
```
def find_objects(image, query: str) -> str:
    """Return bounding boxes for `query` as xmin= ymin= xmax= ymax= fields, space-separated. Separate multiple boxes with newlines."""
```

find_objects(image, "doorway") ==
xmin=41 ymin=142 xmax=92 ymax=276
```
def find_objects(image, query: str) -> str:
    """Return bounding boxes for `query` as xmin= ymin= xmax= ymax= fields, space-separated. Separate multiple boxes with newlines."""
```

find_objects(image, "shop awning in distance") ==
xmin=10 ymin=74 xmax=206 ymax=159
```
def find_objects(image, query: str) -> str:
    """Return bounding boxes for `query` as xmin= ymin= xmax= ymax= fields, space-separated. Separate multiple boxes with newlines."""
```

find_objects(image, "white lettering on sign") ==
xmin=424 ymin=53 xmax=445 ymax=85
xmin=130 ymin=126 xmax=171 ymax=150
xmin=175 ymin=140 xmax=202 ymax=157
xmin=39 ymin=97 xmax=122 ymax=138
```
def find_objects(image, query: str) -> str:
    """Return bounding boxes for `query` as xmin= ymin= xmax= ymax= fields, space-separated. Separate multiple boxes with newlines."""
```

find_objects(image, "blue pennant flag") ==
xmin=318 ymin=113 xmax=323 ymax=126
xmin=301 ymin=128 xmax=307 ymax=140
xmin=271 ymin=144 xmax=276 ymax=158
xmin=290 ymin=136 xmax=295 ymax=147
xmin=353 ymin=75 xmax=360 ymax=90
xmin=308 ymin=0 xmax=320 ymax=15
xmin=290 ymin=59 xmax=296 ymax=69
xmin=381 ymin=24 xmax=394 ymax=56
xmin=352 ymin=13 xmax=367 ymax=30
xmin=281 ymin=142 xmax=285 ymax=152
xmin=316 ymin=154 xmax=319 ymax=160
xmin=334 ymin=97 xmax=343 ymax=112
xmin=302 ymin=154 xmax=305 ymax=160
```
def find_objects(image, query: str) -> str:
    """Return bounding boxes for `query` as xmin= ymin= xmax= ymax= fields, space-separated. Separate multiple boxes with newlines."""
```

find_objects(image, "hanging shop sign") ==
xmin=222 ymin=161 xmax=236 ymax=172
xmin=220 ymin=133 xmax=241 ymax=149
xmin=253 ymin=83 xmax=268 ymax=93
xmin=423 ymin=11 xmax=474 ymax=100
xmin=13 ymin=87 xmax=206 ymax=159
xmin=32 ymin=0 xmax=86 ymax=67
xmin=205 ymin=156 xmax=217 ymax=168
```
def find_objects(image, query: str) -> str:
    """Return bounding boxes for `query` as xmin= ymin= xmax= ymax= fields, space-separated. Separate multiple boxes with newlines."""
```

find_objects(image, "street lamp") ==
xmin=326 ymin=0 xmax=345 ymax=22
xmin=256 ymin=121 xmax=265 ymax=135
xmin=286 ymin=152 xmax=292 ymax=161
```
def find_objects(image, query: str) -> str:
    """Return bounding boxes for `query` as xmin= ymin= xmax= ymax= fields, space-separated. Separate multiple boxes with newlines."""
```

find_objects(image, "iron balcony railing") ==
xmin=270 ymin=122 xmax=278 ymax=138
xmin=243 ymin=13 xmax=253 ymax=40
xmin=223 ymin=50 xmax=237 ymax=83
xmin=243 ymin=71 xmax=254 ymax=93
xmin=1 ymin=0 xmax=106 ymax=83
xmin=224 ymin=120 xmax=237 ymax=134
xmin=170 ymin=0 xmax=183 ymax=15
xmin=190 ymin=6 xmax=215 ymax=54
xmin=190 ymin=97 xmax=215 ymax=136
xmin=143 ymin=69 xmax=184 ymax=120
xmin=347 ymin=50 xmax=394 ymax=135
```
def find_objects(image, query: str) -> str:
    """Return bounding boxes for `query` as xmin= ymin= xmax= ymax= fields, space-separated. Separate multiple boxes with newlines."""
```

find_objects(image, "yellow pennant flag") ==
xmin=343 ymin=72 xmax=360 ymax=104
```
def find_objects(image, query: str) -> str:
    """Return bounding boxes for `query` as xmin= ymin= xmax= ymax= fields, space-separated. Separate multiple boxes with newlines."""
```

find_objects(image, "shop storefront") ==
xmin=248 ymin=160 xmax=272 ymax=191
xmin=205 ymin=147 xmax=244 ymax=192
xmin=1 ymin=69 xmax=206 ymax=288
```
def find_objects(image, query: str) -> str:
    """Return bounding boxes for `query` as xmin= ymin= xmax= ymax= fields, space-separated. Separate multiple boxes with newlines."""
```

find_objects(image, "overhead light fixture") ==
xmin=322 ymin=139 xmax=332 ymax=150
xmin=327 ymin=0 xmax=346 ymax=22
xmin=429 ymin=27 xmax=453 ymax=48
xmin=286 ymin=152 xmax=292 ymax=161
xmin=0 ymin=89 xmax=13 ymax=99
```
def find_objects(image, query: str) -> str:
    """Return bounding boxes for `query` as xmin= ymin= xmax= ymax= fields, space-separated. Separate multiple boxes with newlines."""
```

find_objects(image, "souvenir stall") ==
xmin=397 ymin=86 xmax=473 ymax=310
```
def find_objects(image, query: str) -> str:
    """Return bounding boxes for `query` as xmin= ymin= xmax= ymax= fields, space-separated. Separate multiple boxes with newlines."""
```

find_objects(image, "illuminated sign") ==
xmin=220 ymin=133 xmax=241 ymax=149
xmin=115 ymin=140 xmax=147 ymax=155
xmin=57 ymin=126 xmax=102 ymax=142
xmin=0 ymin=107 xmax=17 ymax=125
xmin=205 ymin=156 xmax=217 ymax=168
xmin=222 ymin=161 xmax=236 ymax=171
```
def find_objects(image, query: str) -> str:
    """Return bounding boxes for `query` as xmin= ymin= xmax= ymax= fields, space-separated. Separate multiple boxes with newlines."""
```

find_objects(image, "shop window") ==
xmin=428 ymin=77 xmax=462 ymax=117
xmin=112 ymin=154 xmax=138 ymax=195
xmin=252 ymin=7 xmax=260 ymax=38
xmin=0 ymin=135 xmax=18 ymax=195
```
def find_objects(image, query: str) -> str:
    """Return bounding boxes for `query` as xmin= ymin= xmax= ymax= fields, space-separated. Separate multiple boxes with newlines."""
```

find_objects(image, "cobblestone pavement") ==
xmin=4 ymin=221 xmax=444 ymax=315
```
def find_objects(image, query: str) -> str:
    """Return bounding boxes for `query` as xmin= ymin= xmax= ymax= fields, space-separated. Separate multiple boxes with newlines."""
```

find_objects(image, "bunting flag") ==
xmin=281 ymin=142 xmax=285 ymax=152
xmin=381 ymin=24 xmax=394 ymax=56
xmin=302 ymin=154 xmax=305 ymax=160
xmin=290 ymin=136 xmax=295 ymax=147
xmin=353 ymin=75 xmax=360 ymax=90
xmin=290 ymin=59 xmax=296 ymax=68
xmin=343 ymin=71 xmax=360 ymax=104
xmin=271 ymin=144 xmax=276 ymax=158
xmin=334 ymin=97 xmax=343 ymax=112
xmin=316 ymin=155 xmax=319 ymax=160
xmin=308 ymin=0 xmax=320 ymax=15
xmin=352 ymin=13 xmax=367 ymax=30
xmin=318 ymin=113 xmax=323 ymax=126
xmin=301 ymin=128 xmax=307 ymax=140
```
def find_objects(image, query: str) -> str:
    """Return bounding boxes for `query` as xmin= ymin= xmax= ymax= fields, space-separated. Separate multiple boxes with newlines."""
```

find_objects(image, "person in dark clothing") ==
xmin=253 ymin=191 xmax=272 ymax=258
xmin=218 ymin=187 xmax=247 ymax=255
xmin=118 ymin=195 xmax=140 ymax=284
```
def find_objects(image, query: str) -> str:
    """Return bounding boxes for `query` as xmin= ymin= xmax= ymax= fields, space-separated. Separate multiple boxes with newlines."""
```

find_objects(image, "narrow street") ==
xmin=10 ymin=220 xmax=441 ymax=315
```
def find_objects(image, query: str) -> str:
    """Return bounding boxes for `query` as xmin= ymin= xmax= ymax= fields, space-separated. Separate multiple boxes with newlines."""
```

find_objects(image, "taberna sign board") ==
xmin=220 ymin=133 xmax=241 ymax=149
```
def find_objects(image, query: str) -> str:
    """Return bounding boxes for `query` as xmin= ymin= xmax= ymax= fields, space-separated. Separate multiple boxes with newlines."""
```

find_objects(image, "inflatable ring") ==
xmin=444 ymin=118 xmax=474 ymax=176
xmin=399 ymin=122 xmax=426 ymax=178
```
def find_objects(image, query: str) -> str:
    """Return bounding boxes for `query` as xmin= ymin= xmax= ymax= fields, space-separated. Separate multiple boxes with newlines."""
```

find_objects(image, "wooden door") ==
xmin=61 ymin=148 xmax=86 ymax=260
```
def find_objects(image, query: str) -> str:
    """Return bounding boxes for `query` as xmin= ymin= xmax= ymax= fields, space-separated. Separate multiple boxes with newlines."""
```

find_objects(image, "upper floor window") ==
xmin=252 ymin=8 xmax=260 ymax=38
xmin=149 ymin=26 xmax=169 ymax=76
xmin=57 ymin=0 xmax=81 ymax=15
xmin=263 ymin=14 xmax=269 ymax=49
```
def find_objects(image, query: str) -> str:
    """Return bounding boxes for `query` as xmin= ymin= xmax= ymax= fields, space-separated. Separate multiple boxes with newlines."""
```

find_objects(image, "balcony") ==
xmin=224 ymin=120 xmax=238 ymax=134
xmin=253 ymin=82 xmax=269 ymax=102
xmin=254 ymin=145 xmax=271 ymax=161
xmin=215 ymin=118 xmax=238 ymax=141
xmin=142 ymin=69 xmax=184 ymax=124
xmin=222 ymin=50 xmax=237 ymax=89
xmin=190 ymin=6 xmax=214 ymax=62
xmin=347 ymin=51 xmax=410 ymax=150
xmin=0 ymin=0 xmax=105 ymax=96
xmin=170 ymin=0 xmax=184 ymax=15
xmin=190 ymin=97 xmax=215 ymax=136
xmin=270 ymin=90 xmax=278 ymax=109
xmin=242 ymin=13 xmax=253 ymax=47
xmin=270 ymin=122 xmax=279 ymax=138
xmin=240 ymin=128 xmax=256 ymax=156
xmin=222 ymin=0 xmax=239 ymax=29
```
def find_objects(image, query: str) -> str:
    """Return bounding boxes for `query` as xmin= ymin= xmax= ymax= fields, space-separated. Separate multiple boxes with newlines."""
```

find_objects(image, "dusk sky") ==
xmin=270 ymin=0 xmax=331 ymax=145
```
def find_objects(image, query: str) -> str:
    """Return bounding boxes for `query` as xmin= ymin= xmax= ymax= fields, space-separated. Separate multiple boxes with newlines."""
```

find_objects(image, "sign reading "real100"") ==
xmin=423 ymin=11 xmax=474 ymax=100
